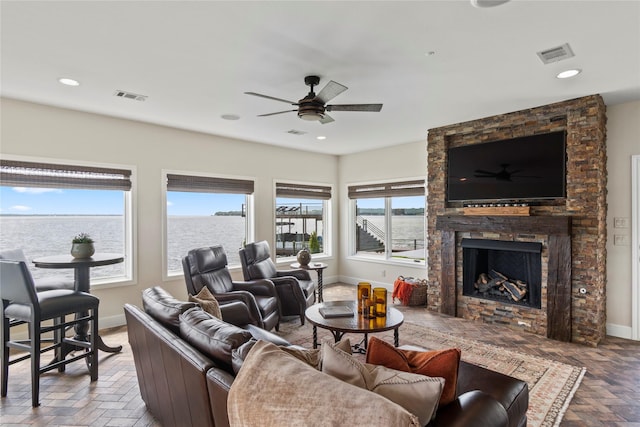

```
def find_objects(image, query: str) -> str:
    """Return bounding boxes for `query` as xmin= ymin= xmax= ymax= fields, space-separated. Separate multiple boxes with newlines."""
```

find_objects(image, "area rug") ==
xmin=277 ymin=320 xmax=586 ymax=427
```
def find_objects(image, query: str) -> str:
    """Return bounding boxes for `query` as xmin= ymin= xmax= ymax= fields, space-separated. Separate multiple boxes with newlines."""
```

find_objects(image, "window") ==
xmin=0 ymin=158 xmax=133 ymax=284
xmin=274 ymin=182 xmax=331 ymax=259
xmin=164 ymin=172 xmax=254 ymax=275
xmin=349 ymin=180 xmax=425 ymax=263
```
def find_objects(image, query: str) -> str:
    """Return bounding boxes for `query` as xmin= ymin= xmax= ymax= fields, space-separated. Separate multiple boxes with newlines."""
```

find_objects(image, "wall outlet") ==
xmin=381 ymin=270 xmax=386 ymax=278
xmin=614 ymin=217 xmax=630 ymax=228
xmin=614 ymin=235 xmax=631 ymax=246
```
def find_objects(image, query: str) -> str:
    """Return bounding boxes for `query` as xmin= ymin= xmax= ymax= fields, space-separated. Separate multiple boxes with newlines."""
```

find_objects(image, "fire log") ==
xmin=503 ymin=280 xmax=527 ymax=301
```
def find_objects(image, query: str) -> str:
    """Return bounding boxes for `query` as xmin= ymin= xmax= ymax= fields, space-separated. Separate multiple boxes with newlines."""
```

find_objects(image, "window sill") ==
xmin=91 ymin=276 xmax=135 ymax=290
xmin=346 ymin=254 xmax=425 ymax=267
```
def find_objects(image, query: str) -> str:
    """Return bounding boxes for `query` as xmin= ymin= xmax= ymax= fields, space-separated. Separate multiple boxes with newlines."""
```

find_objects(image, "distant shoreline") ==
xmin=0 ymin=214 xmax=121 ymax=217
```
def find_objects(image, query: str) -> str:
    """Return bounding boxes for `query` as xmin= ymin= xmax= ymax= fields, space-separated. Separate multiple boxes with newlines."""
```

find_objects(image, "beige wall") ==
xmin=337 ymin=140 xmax=428 ymax=289
xmin=0 ymin=98 xmax=338 ymax=328
xmin=606 ymin=100 xmax=640 ymax=338
xmin=2 ymin=97 xmax=638 ymax=339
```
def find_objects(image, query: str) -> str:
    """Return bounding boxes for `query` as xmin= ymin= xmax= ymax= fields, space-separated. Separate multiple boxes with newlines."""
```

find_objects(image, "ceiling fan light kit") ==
xmin=246 ymin=75 xmax=382 ymax=125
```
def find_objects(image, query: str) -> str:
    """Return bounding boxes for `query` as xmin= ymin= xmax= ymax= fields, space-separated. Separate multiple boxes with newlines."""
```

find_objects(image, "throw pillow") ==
xmin=179 ymin=307 xmax=252 ymax=369
xmin=322 ymin=340 xmax=444 ymax=425
xmin=231 ymin=338 xmax=352 ymax=374
xmin=228 ymin=340 xmax=421 ymax=426
xmin=366 ymin=336 xmax=461 ymax=406
xmin=188 ymin=286 xmax=222 ymax=319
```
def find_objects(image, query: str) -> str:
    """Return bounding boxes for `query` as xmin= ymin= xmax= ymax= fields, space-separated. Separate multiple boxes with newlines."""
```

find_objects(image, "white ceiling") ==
xmin=1 ymin=1 xmax=639 ymax=156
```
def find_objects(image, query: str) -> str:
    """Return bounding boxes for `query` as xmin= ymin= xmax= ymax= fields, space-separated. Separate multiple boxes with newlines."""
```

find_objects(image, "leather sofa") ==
xmin=125 ymin=287 xmax=528 ymax=427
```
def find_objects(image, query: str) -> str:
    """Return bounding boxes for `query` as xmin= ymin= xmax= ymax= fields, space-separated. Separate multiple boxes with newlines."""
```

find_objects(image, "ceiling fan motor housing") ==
xmin=298 ymin=98 xmax=325 ymax=120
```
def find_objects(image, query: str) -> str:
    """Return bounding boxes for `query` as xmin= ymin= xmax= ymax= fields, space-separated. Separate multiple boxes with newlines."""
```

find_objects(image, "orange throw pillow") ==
xmin=366 ymin=337 xmax=461 ymax=406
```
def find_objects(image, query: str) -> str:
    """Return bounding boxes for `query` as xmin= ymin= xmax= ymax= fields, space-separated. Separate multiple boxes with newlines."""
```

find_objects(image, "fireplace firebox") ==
xmin=462 ymin=239 xmax=542 ymax=309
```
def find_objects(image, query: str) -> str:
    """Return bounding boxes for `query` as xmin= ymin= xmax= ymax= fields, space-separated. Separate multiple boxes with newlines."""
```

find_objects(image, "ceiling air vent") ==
xmin=536 ymin=43 xmax=575 ymax=64
xmin=287 ymin=129 xmax=307 ymax=135
xmin=114 ymin=90 xmax=147 ymax=102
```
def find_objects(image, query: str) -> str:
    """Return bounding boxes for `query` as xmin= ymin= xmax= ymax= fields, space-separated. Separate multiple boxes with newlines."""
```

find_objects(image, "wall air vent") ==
xmin=536 ymin=43 xmax=575 ymax=64
xmin=114 ymin=90 xmax=147 ymax=101
xmin=287 ymin=129 xmax=307 ymax=135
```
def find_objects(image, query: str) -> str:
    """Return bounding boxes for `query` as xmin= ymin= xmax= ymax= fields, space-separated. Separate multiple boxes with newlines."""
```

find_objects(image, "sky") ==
xmin=0 ymin=187 xmax=243 ymax=216
xmin=0 ymin=187 xmax=423 ymax=215
xmin=0 ymin=187 xmax=124 ymax=215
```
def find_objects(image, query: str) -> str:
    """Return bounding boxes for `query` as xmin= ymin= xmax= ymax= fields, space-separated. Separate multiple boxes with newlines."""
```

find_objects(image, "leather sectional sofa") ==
xmin=124 ymin=286 xmax=528 ymax=427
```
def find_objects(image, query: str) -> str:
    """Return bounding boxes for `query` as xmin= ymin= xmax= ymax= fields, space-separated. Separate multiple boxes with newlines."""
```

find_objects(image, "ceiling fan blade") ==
xmin=315 ymin=81 xmax=348 ymax=104
xmin=474 ymin=169 xmax=496 ymax=175
xmin=245 ymin=92 xmax=298 ymax=105
xmin=319 ymin=113 xmax=335 ymax=124
xmin=257 ymin=110 xmax=297 ymax=117
xmin=326 ymin=104 xmax=383 ymax=112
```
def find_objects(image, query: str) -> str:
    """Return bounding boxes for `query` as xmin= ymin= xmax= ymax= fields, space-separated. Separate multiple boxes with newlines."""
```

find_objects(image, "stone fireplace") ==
xmin=461 ymin=238 xmax=542 ymax=309
xmin=426 ymin=95 xmax=607 ymax=346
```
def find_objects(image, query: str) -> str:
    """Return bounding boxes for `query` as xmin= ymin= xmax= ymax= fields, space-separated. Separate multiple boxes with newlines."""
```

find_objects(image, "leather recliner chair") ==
xmin=239 ymin=241 xmax=315 ymax=325
xmin=182 ymin=245 xmax=281 ymax=331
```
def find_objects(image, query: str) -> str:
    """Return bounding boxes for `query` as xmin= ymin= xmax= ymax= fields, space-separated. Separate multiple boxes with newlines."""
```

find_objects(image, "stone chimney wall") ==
xmin=426 ymin=95 xmax=607 ymax=346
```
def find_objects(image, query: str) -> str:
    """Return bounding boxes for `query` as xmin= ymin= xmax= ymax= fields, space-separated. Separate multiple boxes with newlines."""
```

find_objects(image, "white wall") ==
xmin=337 ymin=140 xmax=428 ymax=290
xmin=0 ymin=98 xmax=338 ymax=328
xmin=606 ymin=100 xmax=640 ymax=338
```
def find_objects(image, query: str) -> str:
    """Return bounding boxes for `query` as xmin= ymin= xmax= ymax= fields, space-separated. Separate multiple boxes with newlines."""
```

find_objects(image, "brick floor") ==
xmin=1 ymin=283 xmax=639 ymax=426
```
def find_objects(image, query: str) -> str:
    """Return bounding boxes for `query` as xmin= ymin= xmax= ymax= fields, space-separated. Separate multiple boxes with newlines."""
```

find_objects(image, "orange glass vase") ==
xmin=357 ymin=282 xmax=372 ymax=315
xmin=373 ymin=287 xmax=387 ymax=317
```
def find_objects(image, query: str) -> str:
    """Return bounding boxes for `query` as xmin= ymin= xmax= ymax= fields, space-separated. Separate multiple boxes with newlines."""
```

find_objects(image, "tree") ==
xmin=309 ymin=230 xmax=320 ymax=253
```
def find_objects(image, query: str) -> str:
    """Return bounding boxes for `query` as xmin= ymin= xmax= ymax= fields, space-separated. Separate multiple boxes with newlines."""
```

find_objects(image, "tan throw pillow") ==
xmin=280 ymin=338 xmax=352 ymax=370
xmin=188 ymin=286 xmax=222 ymax=319
xmin=228 ymin=340 xmax=420 ymax=427
xmin=231 ymin=339 xmax=352 ymax=374
xmin=321 ymin=340 xmax=444 ymax=425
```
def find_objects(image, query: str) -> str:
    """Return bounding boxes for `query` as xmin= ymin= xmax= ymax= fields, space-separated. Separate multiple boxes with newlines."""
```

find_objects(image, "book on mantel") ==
xmin=319 ymin=305 xmax=354 ymax=319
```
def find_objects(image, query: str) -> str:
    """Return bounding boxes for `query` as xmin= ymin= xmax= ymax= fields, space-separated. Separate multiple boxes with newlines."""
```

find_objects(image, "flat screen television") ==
xmin=447 ymin=131 xmax=566 ymax=202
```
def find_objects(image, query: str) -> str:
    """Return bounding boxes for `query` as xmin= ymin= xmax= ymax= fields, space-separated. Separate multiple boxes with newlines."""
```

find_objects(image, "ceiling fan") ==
xmin=245 ymin=75 xmax=382 ymax=124
xmin=474 ymin=164 xmax=540 ymax=181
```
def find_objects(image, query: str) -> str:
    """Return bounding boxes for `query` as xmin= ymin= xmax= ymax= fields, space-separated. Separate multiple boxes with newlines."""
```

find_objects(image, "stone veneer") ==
xmin=426 ymin=95 xmax=607 ymax=346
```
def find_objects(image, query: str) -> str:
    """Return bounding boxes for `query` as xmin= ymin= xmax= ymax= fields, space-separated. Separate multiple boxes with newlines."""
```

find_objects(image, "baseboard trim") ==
xmin=606 ymin=322 xmax=633 ymax=339
xmin=337 ymin=275 xmax=393 ymax=292
xmin=102 ymin=313 xmax=126 ymax=329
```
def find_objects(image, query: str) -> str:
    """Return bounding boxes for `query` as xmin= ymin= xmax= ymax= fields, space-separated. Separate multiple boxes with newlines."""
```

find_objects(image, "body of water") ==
xmin=0 ymin=215 xmax=125 ymax=281
xmin=0 ymin=215 xmax=246 ymax=280
xmin=0 ymin=214 xmax=424 ymax=280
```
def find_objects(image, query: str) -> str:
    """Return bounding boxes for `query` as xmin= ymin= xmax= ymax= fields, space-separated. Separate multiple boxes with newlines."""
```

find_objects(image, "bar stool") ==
xmin=0 ymin=249 xmax=74 ymax=291
xmin=0 ymin=260 xmax=99 ymax=407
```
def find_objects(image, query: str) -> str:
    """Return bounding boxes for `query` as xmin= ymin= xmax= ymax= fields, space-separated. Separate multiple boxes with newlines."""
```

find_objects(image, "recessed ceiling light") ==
xmin=221 ymin=114 xmax=240 ymax=120
xmin=317 ymin=136 xmax=327 ymax=140
xmin=556 ymin=69 xmax=582 ymax=79
xmin=58 ymin=77 xmax=80 ymax=86
xmin=470 ymin=0 xmax=510 ymax=8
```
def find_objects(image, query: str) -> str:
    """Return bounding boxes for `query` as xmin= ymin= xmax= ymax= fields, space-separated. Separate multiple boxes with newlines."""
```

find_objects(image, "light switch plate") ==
xmin=614 ymin=217 xmax=630 ymax=228
xmin=614 ymin=235 xmax=631 ymax=246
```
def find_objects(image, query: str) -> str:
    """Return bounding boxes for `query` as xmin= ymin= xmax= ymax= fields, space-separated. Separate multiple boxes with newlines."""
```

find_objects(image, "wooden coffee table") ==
xmin=305 ymin=300 xmax=404 ymax=352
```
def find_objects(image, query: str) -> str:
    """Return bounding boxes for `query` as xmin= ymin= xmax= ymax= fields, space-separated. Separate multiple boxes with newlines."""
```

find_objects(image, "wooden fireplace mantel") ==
xmin=435 ymin=215 xmax=573 ymax=342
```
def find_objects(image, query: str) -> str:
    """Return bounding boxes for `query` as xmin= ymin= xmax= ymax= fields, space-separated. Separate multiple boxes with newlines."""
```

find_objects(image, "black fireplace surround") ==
xmin=462 ymin=239 xmax=542 ymax=309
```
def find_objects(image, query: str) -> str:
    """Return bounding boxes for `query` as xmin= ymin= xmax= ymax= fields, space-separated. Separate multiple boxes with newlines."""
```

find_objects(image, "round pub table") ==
xmin=305 ymin=300 xmax=404 ymax=352
xmin=290 ymin=261 xmax=328 ymax=302
xmin=33 ymin=253 xmax=124 ymax=354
